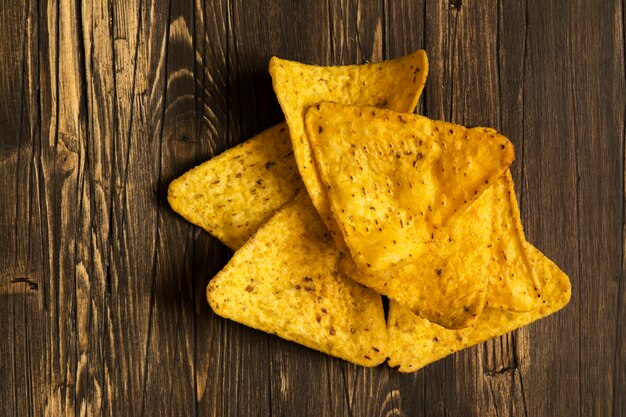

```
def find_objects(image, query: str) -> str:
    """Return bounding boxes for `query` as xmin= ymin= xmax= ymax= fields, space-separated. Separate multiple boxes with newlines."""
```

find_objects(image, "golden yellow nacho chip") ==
xmin=340 ymin=182 xmax=494 ymax=329
xmin=340 ymin=171 xmax=540 ymax=328
xmin=167 ymin=123 xmax=301 ymax=250
xmin=305 ymin=102 xmax=515 ymax=273
xmin=387 ymin=244 xmax=571 ymax=372
xmin=207 ymin=192 xmax=388 ymax=366
xmin=270 ymin=50 xmax=428 ymax=246
xmin=485 ymin=172 xmax=541 ymax=311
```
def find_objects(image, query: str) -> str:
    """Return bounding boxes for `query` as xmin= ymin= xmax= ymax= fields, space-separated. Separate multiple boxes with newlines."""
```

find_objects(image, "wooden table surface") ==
xmin=1 ymin=1 xmax=624 ymax=416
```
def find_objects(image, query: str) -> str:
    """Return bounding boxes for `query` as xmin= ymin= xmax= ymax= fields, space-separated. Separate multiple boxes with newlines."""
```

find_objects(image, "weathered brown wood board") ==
xmin=0 ymin=1 xmax=624 ymax=416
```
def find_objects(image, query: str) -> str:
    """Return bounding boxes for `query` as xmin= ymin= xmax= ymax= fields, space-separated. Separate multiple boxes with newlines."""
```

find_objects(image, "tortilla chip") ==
xmin=387 ymin=244 xmax=571 ymax=372
xmin=305 ymin=102 xmax=515 ymax=273
xmin=270 ymin=50 xmax=428 ymax=247
xmin=341 ymin=171 xmax=540 ymax=328
xmin=206 ymin=192 xmax=388 ymax=366
xmin=340 ymin=181 xmax=494 ymax=329
xmin=485 ymin=171 xmax=541 ymax=311
xmin=167 ymin=123 xmax=301 ymax=249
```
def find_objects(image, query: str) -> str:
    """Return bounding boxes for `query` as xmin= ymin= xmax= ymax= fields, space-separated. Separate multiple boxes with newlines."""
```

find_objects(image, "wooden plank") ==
xmin=141 ymin=0 xmax=198 ymax=414
xmin=30 ymin=0 xmax=86 ymax=414
xmin=520 ymin=1 xmax=580 ymax=416
xmin=0 ymin=0 xmax=46 ymax=416
xmin=101 ymin=0 xmax=180 ymax=414
xmin=73 ymin=0 xmax=114 ymax=414
xmin=38 ymin=0 xmax=87 ymax=414
xmin=568 ymin=2 xmax=624 ymax=417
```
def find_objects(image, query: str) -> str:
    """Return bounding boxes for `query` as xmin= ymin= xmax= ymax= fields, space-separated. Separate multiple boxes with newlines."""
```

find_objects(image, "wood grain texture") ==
xmin=0 ymin=0 xmax=623 ymax=416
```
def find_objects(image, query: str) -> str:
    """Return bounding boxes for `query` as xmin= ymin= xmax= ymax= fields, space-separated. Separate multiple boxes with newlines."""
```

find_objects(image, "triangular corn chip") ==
xmin=340 ymin=181 xmax=494 ymax=329
xmin=207 ymin=192 xmax=388 ymax=366
xmin=387 ymin=244 xmax=571 ymax=372
xmin=485 ymin=171 xmax=541 ymax=311
xmin=168 ymin=123 xmax=301 ymax=249
xmin=305 ymin=102 xmax=515 ymax=273
xmin=270 ymin=50 xmax=428 ymax=247
xmin=340 ymin=171 xmax=540 ymax=328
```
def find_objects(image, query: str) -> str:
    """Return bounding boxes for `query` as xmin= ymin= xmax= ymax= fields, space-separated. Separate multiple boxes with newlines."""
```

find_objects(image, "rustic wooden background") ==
xmin=1 ymin=0 xmax=624 ymax=416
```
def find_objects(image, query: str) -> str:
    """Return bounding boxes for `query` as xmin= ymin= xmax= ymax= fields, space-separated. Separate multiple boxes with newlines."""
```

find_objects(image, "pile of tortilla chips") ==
xmin=168 ymin=50 xmax=571 ymax=372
